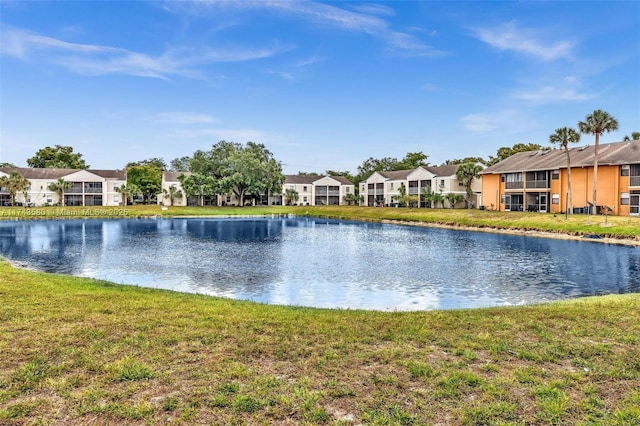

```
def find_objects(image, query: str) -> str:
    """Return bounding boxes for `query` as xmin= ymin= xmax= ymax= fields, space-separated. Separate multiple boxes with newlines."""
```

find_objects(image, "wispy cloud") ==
xmin=1 ymin=26 xmax=289 ymax=79
xmin=473 ymin=22 xmax=575 ymax=61
xmin=171 ymin=0 xmax=444 ymax=57
xmin=148 ymin=112 xmax=218 ymax=125
xmin=511 ymin=76 xmax=600 ymax=104
xmin=461 ymin=110 xmax=535 ymax=134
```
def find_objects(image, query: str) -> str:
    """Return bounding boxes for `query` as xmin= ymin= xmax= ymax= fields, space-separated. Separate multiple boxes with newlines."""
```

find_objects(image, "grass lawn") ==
xmin=1 ymin=259 xmax=639 ymax=424
xmin=1 ymin=205 xmax=639 ymax=424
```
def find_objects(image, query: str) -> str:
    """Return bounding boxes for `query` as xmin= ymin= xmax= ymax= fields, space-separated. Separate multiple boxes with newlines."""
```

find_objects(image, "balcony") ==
xmin=505 ymin=182 xmax=524 ymax=190
xmin=526 ymin=180 xmax=549 ymax=189
xmin=408 ymin=188 xmax=420 ymax=195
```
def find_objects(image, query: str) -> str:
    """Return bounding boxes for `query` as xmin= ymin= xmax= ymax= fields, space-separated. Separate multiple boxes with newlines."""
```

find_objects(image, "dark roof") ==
xmin=482 ymin=140 xmax=640 ymax=174
xmin=426 ymin=164 xmax=459 ymax=177
xmin=330 ymin=176 xmax=354 ymax=185
xmin=163 ymin=171 xmax=190 ymax=181
xmin=285 ymin=175 xmax=322 ymax=185
xmin=0 ymin=167 xmax=125 ymax=180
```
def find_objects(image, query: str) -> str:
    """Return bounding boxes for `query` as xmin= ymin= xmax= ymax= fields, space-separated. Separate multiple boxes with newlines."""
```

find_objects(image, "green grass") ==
xmin=1 ymin=259 xmax=639 ymax=424
xmin=2 ymin=204 xmax=639 ymax=240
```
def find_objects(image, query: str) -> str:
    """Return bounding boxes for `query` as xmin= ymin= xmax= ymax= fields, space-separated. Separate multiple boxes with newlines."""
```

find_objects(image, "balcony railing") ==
xmin=375 ymin=189 xmax=384 ymax=195
xmin=408 ymin=188 xmax=420 ymax=195
xmin=526 ymin=180 xmax=549 ymax=189
xmin=505 ymin=182 xmax=524 ymax=189
xmin=630 ymin=176 xmax=640 ymax=187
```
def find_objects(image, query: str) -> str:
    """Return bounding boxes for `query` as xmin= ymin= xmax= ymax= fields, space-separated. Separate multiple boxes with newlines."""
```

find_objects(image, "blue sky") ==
xmin=1 ymin=1 xmax=639 ymax=174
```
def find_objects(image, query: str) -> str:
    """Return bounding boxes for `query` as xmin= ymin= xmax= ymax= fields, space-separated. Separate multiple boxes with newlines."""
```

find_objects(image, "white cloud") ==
xmin=461 ymin=110 xmax=535 ymax=134
xmin=511 ymin=76 xmax=599 ymax=104
xmin=172 ymin=0 xmax=444 ymax=57
xmin=148 ymin=112 xmax=218 ymax=125
xmin=1 ymin=26 xmax=289 ymax=79
xmin=473 ymin=22 xmax=575 ymax=61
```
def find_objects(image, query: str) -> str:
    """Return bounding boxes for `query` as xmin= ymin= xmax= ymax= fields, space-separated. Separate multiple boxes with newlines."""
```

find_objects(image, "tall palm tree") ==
xmin=455 ymin=162 xmax=484 ymax=209
xmin=48 ymin=178 xmax=72 ymax=206
xmin=162 ymin=185 xmax=183 ymax=206
xmin=578 ymin=109 xmax=619 ymax=213
xmin=549 ymin=127 xmax=581 ymax=215
xmin=0 ymin=172 xmax=30 ymax=206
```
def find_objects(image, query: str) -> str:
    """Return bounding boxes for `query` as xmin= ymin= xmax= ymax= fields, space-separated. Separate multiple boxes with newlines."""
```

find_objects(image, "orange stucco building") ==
xmin=481 ymin=140 xmax=640 ymax=216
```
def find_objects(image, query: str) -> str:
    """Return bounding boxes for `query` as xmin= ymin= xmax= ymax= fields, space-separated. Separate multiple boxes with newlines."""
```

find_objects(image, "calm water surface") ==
xmin=1 ymin=217 xmax=639 ymax=310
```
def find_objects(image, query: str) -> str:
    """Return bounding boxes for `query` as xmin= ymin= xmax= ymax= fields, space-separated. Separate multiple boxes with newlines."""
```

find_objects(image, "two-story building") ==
xmin=158 ymin=172 xmax=355 ymax=207
xmin=481 ymin=139 xmax=640 ymax=215
xmin=0 ymin=167 xmax=126 ymax=207
xmin=360 ymin=165 xmax=482 ymax=208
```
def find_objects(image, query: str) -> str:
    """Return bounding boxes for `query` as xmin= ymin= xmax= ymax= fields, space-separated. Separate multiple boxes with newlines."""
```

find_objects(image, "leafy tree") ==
xmin=487 ymin=143 xmax=548 ymax=166
xmin=127 ymin=163 xmax=162 ymax=204
xmin=578 ymin=109 xmax=619 ymax=212
xmin=163 ymin=185 xmax=183 ymax=206
xmin=549 ymin=127 xmax=581 ymax=214
xmin=47 ymin=178 xmax=72 ymax=206
xmin=284 ymin=188 xmax=299 ymax=206
xmin=0 ymin=162 xmax=17 ymax=168
xmin=217 ymin=142 xmax=284 ymax=207
xmin=115 ymin=183 xmax=139 ymax=206
xmin=397 ymin=151 xmax=429 ymax=169
xmin=296 ymin=171 xmax=320 ymax=176
xmin=326 ymin=170 xmax=355 ymax=183
xmin=445 ymin=192 xmax=464 ymax=209
xmin=0 ymin=172 xmax=30 ymax=206
xmin=455 ymin=162 xmax=483 ymax=208
xmin=622 ymin=131 xmax=640 ymax=141
xmin=126 ymin=157 xmax=167 ymax=172
xmin=169 ymin=156 xmax=192 ymax=172
xmin=355 ymin=156 xmax=400 ymax=183
xmin=178 ymin=173 xmax=218 ymax=206
xmin=442 ymin=157 xmax=487 ymax=166
xmin=27 ymin=145 xmax=88 ymax=169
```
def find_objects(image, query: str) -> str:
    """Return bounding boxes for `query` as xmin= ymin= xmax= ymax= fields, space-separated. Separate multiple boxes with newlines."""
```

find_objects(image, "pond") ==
xmin=0 ymin=217 xmax=639 ymax=311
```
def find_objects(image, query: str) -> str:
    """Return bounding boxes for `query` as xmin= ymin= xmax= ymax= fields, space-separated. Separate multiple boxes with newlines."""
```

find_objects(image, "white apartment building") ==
xmin=0 ymin=167 xmax=126 ymax=207
xmin=360 ymin=165 xmax=483 ymax=208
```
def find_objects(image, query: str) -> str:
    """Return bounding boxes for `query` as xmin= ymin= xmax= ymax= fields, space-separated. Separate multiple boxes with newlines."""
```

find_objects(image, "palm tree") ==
xmin=455 ymin=162 xmax=484 ymax=209
xmin=0 ymin=172 xmax=30 ymax=206
xmin=284 ymin=188 xmax=299 ymax=206
xmin=162 ymin=185 xmax=183 ymax=206
xmin=48 ymin=178 xmax=72 ymax=206
xmin=549 ymin=127 xmax=581 ymax=215
xmin=116 ymin=183 xmax=139 ymax=206
xmin=445 ymin=192 xmax=464 ymax=209
xmin=431 ymin=191 xmax=445 ymax=209
xmin=578 ymin=109 xmax=619 ymax=213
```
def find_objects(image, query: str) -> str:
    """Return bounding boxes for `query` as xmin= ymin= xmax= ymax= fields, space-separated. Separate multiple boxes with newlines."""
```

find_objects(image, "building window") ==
xmin=500 ymin=194 xmax=506 ymax=204
xmin=440 ymin=180 xmax=445 ymax=187
xmin=114 ymin=195 xmax=120 ymax=204
xmin=552 ymin=193 xmax=559 ymax=204
xmin=303 ymin=196 xmax=308 ymax=203
xmin=303 ymin=186 xmax=308 ymax=192
xmin=621 ymin=165 xmax=630 ymax=176
xmin=390 ymin=182 xmax=394 ymax=190
xmin=552 ymin=170 xmax=559 ymax=180
xmin=345 ymin=187 xmax=350 ymax=193
xmin=621 ymin=192 xmax=630 ymax=205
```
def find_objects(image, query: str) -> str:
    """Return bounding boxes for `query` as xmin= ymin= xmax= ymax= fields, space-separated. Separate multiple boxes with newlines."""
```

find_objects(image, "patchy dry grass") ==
xmin=1 ymin=259 xmax=639 ymax=424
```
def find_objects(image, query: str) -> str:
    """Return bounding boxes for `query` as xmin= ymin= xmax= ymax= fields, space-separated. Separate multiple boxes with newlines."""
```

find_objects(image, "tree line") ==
xmin=2 ymin=112 xmax=635 ymax=207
